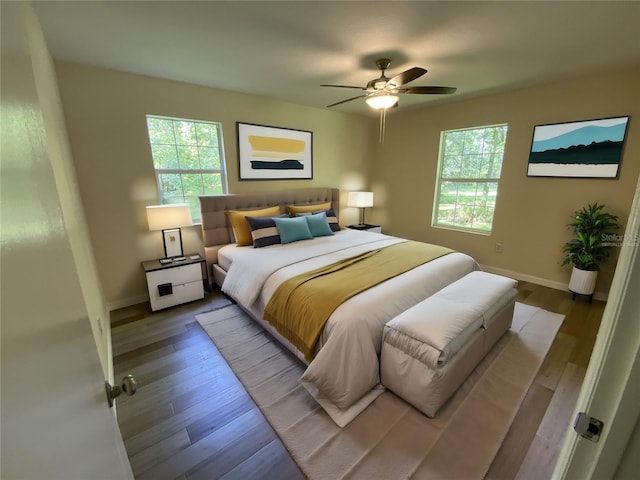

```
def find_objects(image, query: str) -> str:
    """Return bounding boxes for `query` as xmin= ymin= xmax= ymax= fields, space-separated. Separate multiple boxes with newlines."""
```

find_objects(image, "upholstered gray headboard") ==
xmin=199 ymin=187 xmax=340 ymax=272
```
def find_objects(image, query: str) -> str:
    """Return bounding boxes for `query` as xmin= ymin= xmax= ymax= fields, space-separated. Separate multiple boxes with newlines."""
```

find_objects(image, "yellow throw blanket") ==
xmin=263 ymin=241 xmax=454 ymax=361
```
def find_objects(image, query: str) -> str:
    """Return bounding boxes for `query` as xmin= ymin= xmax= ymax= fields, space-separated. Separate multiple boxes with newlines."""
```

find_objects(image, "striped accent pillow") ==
xmin=246 ymin=215 xmax=288 ymax=248
xmin=226 ymin=206 xmax=281 ymax=246
xmin=323 ymin=208 xmax=341 ymax=232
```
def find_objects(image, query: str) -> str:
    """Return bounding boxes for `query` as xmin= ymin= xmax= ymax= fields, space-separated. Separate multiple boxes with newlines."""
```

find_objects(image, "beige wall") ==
xmin=55 ymin=62 xmax=375 ymax=307
xmin=28 ymin=19 xmax=112 ymax=379
xmin=56 ymin=60 xmax=638 ymax=306
xmin=372 ymin=67 xmax=640 ymax=297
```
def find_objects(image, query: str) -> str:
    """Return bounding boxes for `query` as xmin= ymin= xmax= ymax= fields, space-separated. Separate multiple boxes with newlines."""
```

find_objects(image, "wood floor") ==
xmin=111 ymin=281 xmax=605 ymax=479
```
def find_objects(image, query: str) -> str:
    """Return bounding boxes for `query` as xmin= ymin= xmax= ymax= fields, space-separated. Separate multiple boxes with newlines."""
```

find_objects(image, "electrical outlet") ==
xmin=495 ymin=243 xmax=504 ymax=253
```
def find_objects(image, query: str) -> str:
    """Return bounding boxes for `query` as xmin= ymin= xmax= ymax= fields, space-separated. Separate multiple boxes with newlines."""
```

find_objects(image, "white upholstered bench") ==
xmin=380 ymin=271 xmax=517 ymax=417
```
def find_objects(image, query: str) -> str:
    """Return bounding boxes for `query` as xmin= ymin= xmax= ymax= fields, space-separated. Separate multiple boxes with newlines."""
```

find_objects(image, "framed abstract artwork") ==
xmin=237 ymin=122 xmax=313 ymax=180
xmin=527 ymin=116 xmax=630 ymax=178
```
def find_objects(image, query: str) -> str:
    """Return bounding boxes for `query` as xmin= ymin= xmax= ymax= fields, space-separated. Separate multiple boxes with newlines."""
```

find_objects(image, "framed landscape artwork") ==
xmin=237 ymin=122 xmax=313 ymax=180
xmin=527 ymin=116 xmax=630 ymax=179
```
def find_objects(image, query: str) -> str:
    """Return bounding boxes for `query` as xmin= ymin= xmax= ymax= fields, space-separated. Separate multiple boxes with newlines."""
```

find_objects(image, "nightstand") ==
xmin=142 ymin=254 xmax=206 ymax=311
xmin=348 ymin=223 xmax=382 ymax=233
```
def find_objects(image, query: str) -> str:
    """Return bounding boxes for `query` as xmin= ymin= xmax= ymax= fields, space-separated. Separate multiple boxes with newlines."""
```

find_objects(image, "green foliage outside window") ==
xmin=434 ymin=125 xmax=508 ymax=233
xmin=146 ymin=116 xmax=227 ymax=221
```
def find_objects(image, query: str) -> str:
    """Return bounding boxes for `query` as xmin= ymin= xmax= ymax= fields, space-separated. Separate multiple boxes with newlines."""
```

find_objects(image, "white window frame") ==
xmin=432 ymin=124 xmax=508 ymax=234
xmin=145 ymin=115 xmax=228 ymax=223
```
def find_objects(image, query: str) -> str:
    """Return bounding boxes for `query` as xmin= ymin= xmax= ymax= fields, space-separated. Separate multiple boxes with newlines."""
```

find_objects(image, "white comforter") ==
xmin=221 ymin=230 xmax=478 ymax=426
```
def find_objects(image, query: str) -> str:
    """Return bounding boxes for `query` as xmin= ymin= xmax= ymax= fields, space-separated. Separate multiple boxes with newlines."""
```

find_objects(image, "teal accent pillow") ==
xmin=305 ymin=211 xmax=334 ymax=237
xmin=273 ymin=216 xmax=313 ymax=244
xmin=296 ymin=207 xmax=340 ymax=232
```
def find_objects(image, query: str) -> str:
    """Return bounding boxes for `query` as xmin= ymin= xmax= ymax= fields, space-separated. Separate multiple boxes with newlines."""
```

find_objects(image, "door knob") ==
xmin=105 ymin=375 xmax=137 ymax=407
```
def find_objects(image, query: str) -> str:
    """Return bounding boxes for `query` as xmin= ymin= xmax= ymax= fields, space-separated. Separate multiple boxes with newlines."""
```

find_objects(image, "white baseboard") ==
xmin=108 ymin=293 xmax=148 ymax=312
xmin=479 ymin=264 xmax=609 ymax=302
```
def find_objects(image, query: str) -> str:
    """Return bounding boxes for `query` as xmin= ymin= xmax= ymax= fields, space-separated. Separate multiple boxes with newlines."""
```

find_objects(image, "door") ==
xmin=0 ymin=3 xmax=133 ymax=478
xmin=553 ymin=174 xmax=640 ymax=478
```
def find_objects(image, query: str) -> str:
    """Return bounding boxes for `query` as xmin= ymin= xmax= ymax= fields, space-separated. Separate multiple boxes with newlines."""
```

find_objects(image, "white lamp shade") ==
xmin=347 ymin=191 xmax=374 ymax=208
xmin=365 ymin=94 xmax=399 ymax=110
xmin=146 ymin=204 xmax=193 ymax=231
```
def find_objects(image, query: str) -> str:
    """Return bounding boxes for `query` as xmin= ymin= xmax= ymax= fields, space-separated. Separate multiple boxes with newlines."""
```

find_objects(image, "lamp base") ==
xmin=360 ymin=207 xmax=367 ymax=226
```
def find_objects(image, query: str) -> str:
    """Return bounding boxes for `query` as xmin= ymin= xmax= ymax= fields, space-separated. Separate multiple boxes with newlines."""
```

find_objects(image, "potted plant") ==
xmin=561 ymin=202 xmax=620 ymax=300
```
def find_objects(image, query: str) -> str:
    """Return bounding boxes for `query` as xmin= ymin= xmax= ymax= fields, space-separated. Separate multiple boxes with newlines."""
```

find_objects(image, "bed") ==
xmin=199 ymin=187 xmax=479 ymax=426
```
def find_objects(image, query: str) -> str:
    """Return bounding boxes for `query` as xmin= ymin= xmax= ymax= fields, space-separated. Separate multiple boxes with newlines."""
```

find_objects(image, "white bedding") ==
xmin=220 ymin=229 xmax=479 ymax=426
xmin=217 ymin=244 xmax=241 ymax=272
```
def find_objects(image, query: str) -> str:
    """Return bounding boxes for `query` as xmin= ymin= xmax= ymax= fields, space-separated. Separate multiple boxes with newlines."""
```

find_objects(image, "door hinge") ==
xmin=574 ymin=412 xmax=604 ymax=443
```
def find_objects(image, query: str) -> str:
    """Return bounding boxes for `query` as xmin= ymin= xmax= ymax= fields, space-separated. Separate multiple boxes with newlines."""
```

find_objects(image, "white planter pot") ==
xmin=568 ymin=266 xmax=598 ymax=295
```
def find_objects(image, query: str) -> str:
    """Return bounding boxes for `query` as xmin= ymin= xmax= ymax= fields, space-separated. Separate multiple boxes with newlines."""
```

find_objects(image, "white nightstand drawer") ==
xmin=145 ymin=262 xmax=204 ymax=311
xmin=147 ymin=262 xmax=201 ymax=286
xmin=148 ymin=280 xmax=203 ymax=311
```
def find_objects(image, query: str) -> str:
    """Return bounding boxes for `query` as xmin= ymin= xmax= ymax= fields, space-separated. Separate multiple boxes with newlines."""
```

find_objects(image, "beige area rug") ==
xmin=196 ymin=302 xmax=563 ymax=480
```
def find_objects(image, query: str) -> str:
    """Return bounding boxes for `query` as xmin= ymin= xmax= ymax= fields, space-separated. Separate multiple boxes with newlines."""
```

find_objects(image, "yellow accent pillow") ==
xmin=286 ymin=202 xmax=332 ymax=217
xmin=227 ymin=206 xmax=281 ymax=246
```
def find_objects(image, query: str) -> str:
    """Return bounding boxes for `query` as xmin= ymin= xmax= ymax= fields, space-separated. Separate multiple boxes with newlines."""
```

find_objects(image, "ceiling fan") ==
xmin=321 ymin=58 xmax=457 ymax=110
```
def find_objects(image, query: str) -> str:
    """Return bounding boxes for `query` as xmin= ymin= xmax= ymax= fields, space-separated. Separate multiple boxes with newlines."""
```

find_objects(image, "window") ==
xmin=433 ymin=124 xmax=508 ymax=233
xmin=145 ymin=115 xmax=227 ymax=222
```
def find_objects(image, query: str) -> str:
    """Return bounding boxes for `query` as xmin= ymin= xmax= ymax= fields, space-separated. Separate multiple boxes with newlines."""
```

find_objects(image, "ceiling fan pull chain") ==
xmin=379 ymin=109 xmax=386 ymax=144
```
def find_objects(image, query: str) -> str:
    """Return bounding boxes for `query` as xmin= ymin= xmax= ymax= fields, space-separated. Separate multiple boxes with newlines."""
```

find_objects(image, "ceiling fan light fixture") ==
xmin=366 ymin=94 xmax=399 ymax=110
xmin=321 ymin=58 xmax=456 ymax=111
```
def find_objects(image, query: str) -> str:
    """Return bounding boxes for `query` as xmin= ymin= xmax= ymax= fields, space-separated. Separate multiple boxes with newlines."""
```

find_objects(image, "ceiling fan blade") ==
xmin=320 ymin=84 xmax=366 ymax=90
xmin=399 ymin=86 xmax=457 ymax=94
xmin=388 ymin=67 xmax=427 ymax=87
xmin=326 ymin=94 xmax=368 ymax=108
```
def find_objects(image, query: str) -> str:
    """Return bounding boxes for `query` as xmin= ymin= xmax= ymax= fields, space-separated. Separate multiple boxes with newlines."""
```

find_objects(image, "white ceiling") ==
xmin=33 ymin=1 xmax=640 ymax=116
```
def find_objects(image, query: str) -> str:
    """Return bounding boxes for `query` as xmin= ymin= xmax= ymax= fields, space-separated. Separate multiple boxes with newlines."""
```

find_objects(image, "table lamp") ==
xmin=347 ymin=191 xmax=374 ymax=226
xmin=146 ymin=203 xmax=193 ymax=261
